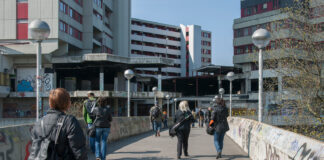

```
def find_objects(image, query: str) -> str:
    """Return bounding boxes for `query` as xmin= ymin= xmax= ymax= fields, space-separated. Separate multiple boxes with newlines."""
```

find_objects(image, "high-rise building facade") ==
xmin=233 ymin=0 xmax=323 ymax=97
xmin=131 ymin=18 xmax=212 ymax=79
xmin=0 ymin=0 xmax=180 ymax=118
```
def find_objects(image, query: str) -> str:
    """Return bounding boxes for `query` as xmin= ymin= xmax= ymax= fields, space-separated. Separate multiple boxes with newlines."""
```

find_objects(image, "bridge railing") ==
xmin=0 ymin=116 xmax=170 ymax=160
xmin=226 ymin=117 xmax=324 ymax=160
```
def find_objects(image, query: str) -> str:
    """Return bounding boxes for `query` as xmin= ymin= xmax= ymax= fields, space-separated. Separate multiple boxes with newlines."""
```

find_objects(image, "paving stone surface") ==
xmin=88 ymin=127 xmax=251 ymax=160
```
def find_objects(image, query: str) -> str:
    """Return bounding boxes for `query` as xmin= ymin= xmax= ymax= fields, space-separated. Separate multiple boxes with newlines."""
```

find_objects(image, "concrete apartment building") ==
xmin=233 ymin=0 xmax=323 ymax=104
xmin=131 ymin=18 xmax=212 ymax=79
xmin=0 ymin=0 xmax=180 ymax=119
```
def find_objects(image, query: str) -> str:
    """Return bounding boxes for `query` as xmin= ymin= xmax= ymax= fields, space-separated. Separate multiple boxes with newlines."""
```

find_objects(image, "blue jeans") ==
xmin=95 ymin=128 xmax=110 ymax=160
xmin=163 ymin=120 xmax=168 ymax=128
xmin=214 ymin=131 xmax=226 ymax=153
xmin=87 ymin=124 xmax=95 ymax=153
xmin=153 ymin=121 xmax=161 ymax=134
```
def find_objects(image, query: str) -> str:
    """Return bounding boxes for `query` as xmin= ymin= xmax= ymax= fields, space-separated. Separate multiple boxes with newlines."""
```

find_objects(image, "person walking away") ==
xmin=198 ymin=109 xmax=205 ymax=128
xmin=150 ymin=105 xmax=162 ymax=137
xmin=28 ymin=88 xmax=87 ymax=160
xmin=162 ymin=111 xmax=168 ymax=129
xmin=93 ymin=98 xmax=113 ymax=160
xmin=174 ymin=101 xmax=195 ymax=159
xmin=191 ymin=110 xmax=197 ymax=128
xmin=83 ymin=91 xmax=96 ymax=153
xmin=205 ymin=107 xmax=212 ymax=127
xmin=209 ymin=98 xmax=229 ymax=159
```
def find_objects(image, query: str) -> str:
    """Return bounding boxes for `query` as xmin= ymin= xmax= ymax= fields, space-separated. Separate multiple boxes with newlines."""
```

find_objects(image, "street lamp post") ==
xmin=124 ymin=69 xmax=134 ymax=117
xmin=219 ymin=88 xmax=225 ymax=98
xmin=152 ymin=87 xmax=158 ymax=106
xmin=174 ymin=98 xmax=178 ymax=113
xmin=252 ymin=28 xmax=271 ymax=122
xmin=29 ymin=20 xmax=50 ymax=122
xmin=227 ymin=72 xmax=235 ymax=117
xmin=165 ymin=94 xmax=170 ymax=118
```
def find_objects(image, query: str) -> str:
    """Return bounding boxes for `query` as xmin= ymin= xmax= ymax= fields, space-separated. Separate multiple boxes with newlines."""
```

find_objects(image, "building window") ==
xmin=93 ymin=10 xmax=102 ymax=20
xmin=59 ymin=1 xmax=68 ymax=14
xmin=59 ymin=21 xmax=68 ymax=33
xmin=93 ymin=0 xmax=102 ymax=8
xmin=263 ymin=3 xmax=268 ymax=10
xmin=69 ymin=8 xmax=82 ymax=24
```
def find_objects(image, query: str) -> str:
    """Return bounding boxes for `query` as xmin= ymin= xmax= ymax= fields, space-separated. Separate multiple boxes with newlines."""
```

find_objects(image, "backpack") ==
xmin=85 ymin=99 xmax=96 ymax=120
xmin=28 ymin=115 xmax=66 ymax=160
xmin=151 ymin=107 xmax=161 ymax=119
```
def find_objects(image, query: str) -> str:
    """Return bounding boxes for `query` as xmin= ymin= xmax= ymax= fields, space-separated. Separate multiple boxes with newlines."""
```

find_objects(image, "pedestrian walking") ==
xmin=205 ymin=107 xmax=212 ymax=127
xmin=174 ymin=101 xmax=194 ymax=159
xmin=198 ymin=108 xmax=205 ymax=128
xmin=83 ymin=91 xmax=97 ymax=153
xmin=150 ymin=105 xmax=162 ymax=137
xmin=93 ymin=98 xmax=113 ymax=160
xmin=191 ymin=110 xmax=197 ymax=127
xmin=209 ymin=98 xmax=229 ymax=159
xmin=28 ymin=88 xmax=87 ymax=160
xmin=162 ymin=111 xmax=168 ymax=129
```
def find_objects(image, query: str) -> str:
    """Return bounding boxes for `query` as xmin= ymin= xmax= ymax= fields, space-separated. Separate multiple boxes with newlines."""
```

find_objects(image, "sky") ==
xmin=131 ymin=0 xmax=241 ymax=66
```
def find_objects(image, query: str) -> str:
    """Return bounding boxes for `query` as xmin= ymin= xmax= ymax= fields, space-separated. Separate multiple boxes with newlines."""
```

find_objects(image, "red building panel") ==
xmin=17 ymin=23 xmax=28 ymax=40
xmin=17 ymin=3 xmax=28 ymax=19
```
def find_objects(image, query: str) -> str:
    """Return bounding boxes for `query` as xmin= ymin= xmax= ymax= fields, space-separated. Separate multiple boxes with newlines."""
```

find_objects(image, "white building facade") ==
xmin=131 ymin=18 xmax=212 ymax=79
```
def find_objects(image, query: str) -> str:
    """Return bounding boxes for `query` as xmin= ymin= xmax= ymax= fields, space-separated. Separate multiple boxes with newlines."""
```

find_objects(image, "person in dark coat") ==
xmin=174 ymin=101 xmax=194 ymax=159
xmin=93 ymin=98 xmax=113 ymax=160
xmin=209 ymin=98 xmax=229 ymax=159
xmin=29 ymin=88 xmax=87 ymax=160
xmin=205 ymin=107 xmax=212 ymax=126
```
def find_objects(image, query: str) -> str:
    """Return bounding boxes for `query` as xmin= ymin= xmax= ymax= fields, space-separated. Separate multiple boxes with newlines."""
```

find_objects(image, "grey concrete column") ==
xmin=158 ymin=68 xmax=162 ymax=91
xmin=141 ymin=82 xmax=145 ymax=92
xmin=100 ymin=67 xmax=104 ymax=91
xmin=114 ymin=77 xmax=118 ymax=91
xmin=245 ymin=78 xmax=251 ymax=94
xmin=113 ymin=98 xmax=119 ymax=117
xmin=217 ymin=76 xmax=222 ymax=88
xmin=158 ymin=98 xmax=162 ymax=107
xmin=53 ymin=71 xmax=57 ymax=89
xmin=171 ymin=102 xmax=175 ymax=117
xmin=134 ymin=102 xmax=138 ymax=116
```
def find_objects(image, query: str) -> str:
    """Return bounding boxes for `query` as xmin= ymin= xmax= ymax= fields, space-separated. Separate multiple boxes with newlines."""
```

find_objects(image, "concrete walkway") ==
xmin=89 ymin=127 xmax=250 ymax=160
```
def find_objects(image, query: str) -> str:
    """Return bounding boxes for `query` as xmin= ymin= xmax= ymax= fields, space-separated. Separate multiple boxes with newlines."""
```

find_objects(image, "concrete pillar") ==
xmin=113 ymin=98 xmax=119 ymax=117
xmin=114 ymin=77 xmax=118 ymax=91
xmin=217 ymin=76 xmax=222 ymax=88
xmin=158 ymin=68 xmax=162 ymax=91
xmin=53 ymin=71 xmax=57 ymax=89
xmin=141 ymin=82 xmax=145 ymax=92
xmin=158 ymin=98 xmax=162 ymax=107
xmin=240 ymin=80 xmax=245 ymax=94
xmin=245 ymin=78 xmax=251 ymax=94
xmin=100 ymin=67 xmax=104 ymax=91
xmin=134 ymin=102 xmax=138 ymax=116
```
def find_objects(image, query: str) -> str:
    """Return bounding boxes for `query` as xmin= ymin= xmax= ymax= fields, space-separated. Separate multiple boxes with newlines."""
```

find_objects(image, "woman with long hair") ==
xmin=29 ymin=88 xmax=87 ymax=160
xmin=209 ymin=98 xmax=229 ymax=159
xmin=174 ymin=101 xmax=194 ymax=159
xmin=93 ymin=97 xmax=113 ymax=160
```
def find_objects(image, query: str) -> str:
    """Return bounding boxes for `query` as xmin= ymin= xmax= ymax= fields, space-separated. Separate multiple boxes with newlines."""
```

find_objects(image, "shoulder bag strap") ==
xmin=54 ymin=115 xmax=66 ymax=145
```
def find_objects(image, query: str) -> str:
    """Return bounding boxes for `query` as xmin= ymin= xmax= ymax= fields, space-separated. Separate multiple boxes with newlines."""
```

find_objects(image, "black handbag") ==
xmin=169 ymin=114 xmax=192 ymax=137
xmin=206 ymin=126 xmax=215 ymax=135
xmin=87 ymin=118 xmax=97 ymax=138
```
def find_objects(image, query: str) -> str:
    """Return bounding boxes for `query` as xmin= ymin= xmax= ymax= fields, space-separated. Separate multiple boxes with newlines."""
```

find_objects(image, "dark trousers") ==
xmin=176 ymin=129 xmax=190 ymax=157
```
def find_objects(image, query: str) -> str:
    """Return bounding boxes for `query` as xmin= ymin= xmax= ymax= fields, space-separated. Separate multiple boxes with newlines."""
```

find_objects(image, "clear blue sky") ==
xmin=131 ymin=0 xmax=241 ymax=66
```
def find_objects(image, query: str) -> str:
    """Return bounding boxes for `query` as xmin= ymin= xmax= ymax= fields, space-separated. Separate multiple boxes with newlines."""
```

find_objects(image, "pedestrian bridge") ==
xmin=0 ymin=117 xmax=323 ymax=160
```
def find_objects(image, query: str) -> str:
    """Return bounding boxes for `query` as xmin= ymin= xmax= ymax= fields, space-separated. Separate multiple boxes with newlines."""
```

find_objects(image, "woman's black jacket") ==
xmin=93 ymin=106 xmax=113 ymax=128
xmin=174 ymin=110 xmax=194 ymax=131
xmin=30 ymin=109 xmax=87 ymax=160
xmin=211 ymin=105 xmax=230 ymax=133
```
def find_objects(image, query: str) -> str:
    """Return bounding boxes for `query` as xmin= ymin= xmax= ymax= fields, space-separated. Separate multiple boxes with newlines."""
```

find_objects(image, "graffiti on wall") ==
xmin=0 ymin=131 xmax=14 ymax=160
xmin=17 ymin=77 xmax=35 ymax=92
xmin=288 ymin=143 xmax=321 ymax=160
xmin=43 ymin=73 xmax=53 ymax=92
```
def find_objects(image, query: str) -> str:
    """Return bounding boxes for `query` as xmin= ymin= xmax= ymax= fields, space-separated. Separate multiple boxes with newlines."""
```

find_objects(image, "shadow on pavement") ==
xmin=111 ymin=150 xmax=160 ymax=154
xmin=221 ymin=154 xmax=250 ymax=159
xmin=108 ymin=131 xmax=156 ymax=153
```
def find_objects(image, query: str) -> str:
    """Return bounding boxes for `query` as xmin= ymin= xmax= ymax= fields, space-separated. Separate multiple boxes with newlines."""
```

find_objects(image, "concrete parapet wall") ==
xmin=0 ymin=116 xmax=168 ymax=159
xmin=226 ymin=117 xmax=324 ymax=160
